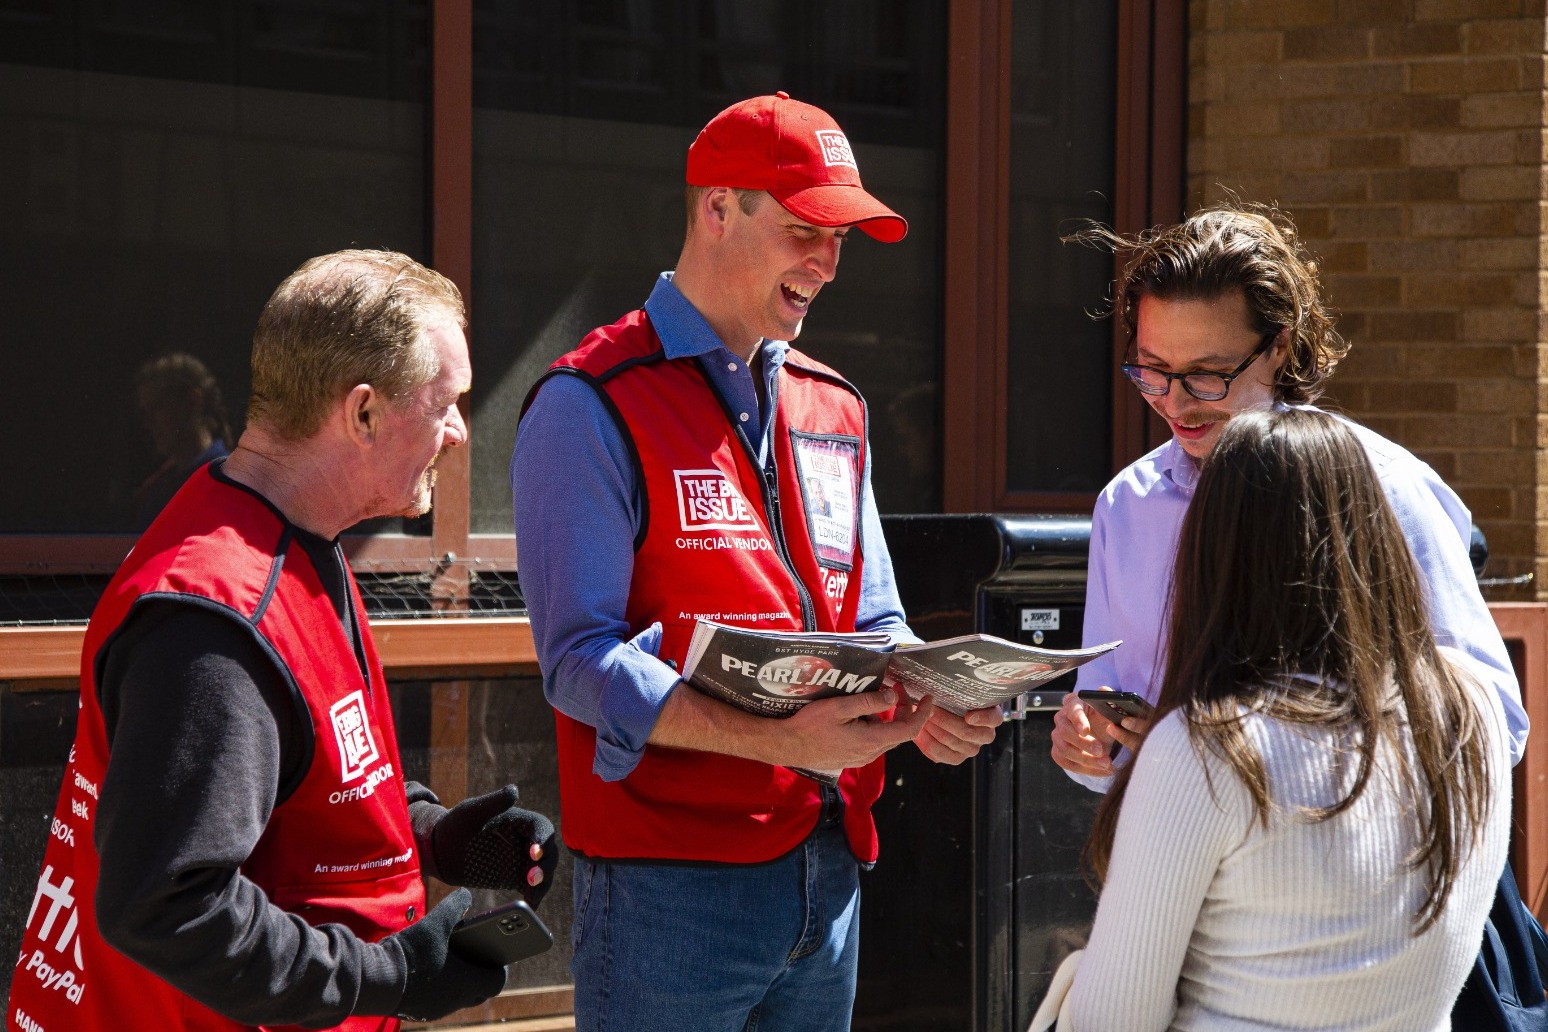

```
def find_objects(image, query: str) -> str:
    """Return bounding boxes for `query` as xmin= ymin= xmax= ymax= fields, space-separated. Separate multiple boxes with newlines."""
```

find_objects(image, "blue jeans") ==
xmin=569 ymin=815 xmax=861 ymax=1032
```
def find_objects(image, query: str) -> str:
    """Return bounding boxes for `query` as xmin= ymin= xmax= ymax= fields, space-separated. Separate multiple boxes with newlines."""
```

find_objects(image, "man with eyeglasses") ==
xmin=1050 ymin=201 xmax=1527 ymax=787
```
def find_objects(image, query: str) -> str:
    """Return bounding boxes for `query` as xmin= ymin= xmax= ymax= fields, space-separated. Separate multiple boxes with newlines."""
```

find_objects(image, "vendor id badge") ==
xmin=791 ymin=432 xmax=860 ymax=571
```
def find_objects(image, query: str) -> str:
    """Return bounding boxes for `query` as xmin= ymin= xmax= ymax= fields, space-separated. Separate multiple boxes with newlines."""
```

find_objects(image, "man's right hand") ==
xmin=651 ymin=683 xmax=934 ymax=772
xmin=779 ymin=687 xmax=934 ymax=772
xmin=1050 ymin=689 xmax=1118 ymax=777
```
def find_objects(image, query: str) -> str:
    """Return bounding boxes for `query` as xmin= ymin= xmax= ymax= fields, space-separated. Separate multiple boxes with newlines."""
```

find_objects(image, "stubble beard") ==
xmin=402 ymin=465 xmax=437 ymax=518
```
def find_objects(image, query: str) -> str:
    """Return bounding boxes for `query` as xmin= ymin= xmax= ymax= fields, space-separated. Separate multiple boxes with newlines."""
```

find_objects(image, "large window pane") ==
xmin=0 ymin=1 xmax=428 ymax=534
xmin=468 ymin=0 xmax=947 ymax=534
xmin=1006 ymin=1 xmax=1118 ymax=494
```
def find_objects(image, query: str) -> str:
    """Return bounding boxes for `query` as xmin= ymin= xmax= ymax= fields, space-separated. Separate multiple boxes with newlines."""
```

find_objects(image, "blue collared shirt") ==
xmin=1071 ymin=407 xmax=1528 ymax=791
xmin=512 ymin=272 xmax=915 ymax=781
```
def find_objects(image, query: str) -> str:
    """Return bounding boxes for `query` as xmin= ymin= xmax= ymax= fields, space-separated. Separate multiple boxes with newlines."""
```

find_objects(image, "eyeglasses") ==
xmin=1119 ymin=329 xmax=1281 ymax=402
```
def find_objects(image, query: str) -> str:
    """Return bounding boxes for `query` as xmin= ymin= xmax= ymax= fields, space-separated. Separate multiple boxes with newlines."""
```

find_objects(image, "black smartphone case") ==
xmin=1076 ymin=690 xmax=1150 ymax=724
xmin=449 ymin=899 xmax=554 ymax=968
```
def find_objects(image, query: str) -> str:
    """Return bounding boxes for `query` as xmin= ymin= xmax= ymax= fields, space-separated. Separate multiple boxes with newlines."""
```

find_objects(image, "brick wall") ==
xmin=1188 ymin=0 xmax=1547 ymax=596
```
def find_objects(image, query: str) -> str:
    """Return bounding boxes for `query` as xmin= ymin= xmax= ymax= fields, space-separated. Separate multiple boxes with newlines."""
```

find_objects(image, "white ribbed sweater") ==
xmin=1066 ymin=661 xmax=1510 ymax=1032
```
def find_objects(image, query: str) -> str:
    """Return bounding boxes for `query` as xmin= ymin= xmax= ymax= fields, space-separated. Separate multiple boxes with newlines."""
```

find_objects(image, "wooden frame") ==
xmin=1492 ymin=603 xmax=1548 ymax=919
xmin=426 ymin=0 xmax=478 ymax=608
xmin=1111 ymin=0 xmax=1188 ymax=469
xmin=942 ymin=0 xmax=1011 ymax=514
xmin=0 ymin=617 xmax=537 ymax=689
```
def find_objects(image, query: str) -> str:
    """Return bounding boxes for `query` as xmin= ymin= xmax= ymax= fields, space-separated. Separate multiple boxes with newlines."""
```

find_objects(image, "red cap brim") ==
xmin=770 ymin=183 xmax=909 ymax=243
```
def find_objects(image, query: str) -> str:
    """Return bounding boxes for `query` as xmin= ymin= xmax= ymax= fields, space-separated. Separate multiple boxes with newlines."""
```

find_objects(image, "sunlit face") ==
xmin=372 ymin=315 xmax=470 ymax=518
xmin=713 ymin=192 xmax=848 ymax=349
xmin=1133 ymin=291 xmax=1286 ymax=461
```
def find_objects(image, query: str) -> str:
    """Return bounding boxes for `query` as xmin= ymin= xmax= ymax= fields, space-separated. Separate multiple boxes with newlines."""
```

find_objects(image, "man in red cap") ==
xmin=513 ymin=94 xmax=1003 ymax=1030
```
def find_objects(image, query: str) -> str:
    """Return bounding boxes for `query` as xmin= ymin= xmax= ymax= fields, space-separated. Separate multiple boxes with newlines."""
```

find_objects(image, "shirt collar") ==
xmin=1157 ymin=436 xmax=1201 ymax=496
xmin=1157 ymin=400 xmax=1297 ymax=497
xmin=643 ymin=271 xmax=789 ymax=367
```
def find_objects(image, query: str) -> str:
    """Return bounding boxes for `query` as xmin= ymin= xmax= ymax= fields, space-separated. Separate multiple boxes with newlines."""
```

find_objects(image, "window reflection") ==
xmin=121 ymin=353 xmax=234 ymax=530
xmin=0 ymin=1 xmax=428 ymax=533
xmin=1006 ymin=1 xmax=1119 ymax=494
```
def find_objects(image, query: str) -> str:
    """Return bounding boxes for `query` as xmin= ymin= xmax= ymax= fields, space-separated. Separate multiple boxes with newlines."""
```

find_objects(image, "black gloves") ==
xmin=386 ymin=786 xmax=557 ymax=1023
xmin=387 ymin=887 xmax=508 ymax=1021
xmin=416 ymin=785 xmax=558 ymax=905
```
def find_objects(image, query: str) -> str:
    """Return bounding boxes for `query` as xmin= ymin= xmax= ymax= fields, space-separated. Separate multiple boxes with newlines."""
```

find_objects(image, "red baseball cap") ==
xmin=686 ymin=92 xmax=908 ymax=243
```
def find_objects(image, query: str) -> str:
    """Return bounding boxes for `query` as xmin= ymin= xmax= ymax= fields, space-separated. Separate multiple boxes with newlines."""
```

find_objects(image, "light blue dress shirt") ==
xmin=1072 ymin=407 xmax=1528 ymax=791
xmin=512 ymin=272 xmax=915 ymax=781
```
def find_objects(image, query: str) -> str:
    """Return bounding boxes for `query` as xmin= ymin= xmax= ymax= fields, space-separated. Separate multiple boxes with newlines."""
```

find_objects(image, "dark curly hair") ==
xmin=1065 ymin=201 xmax=1349 ymax=404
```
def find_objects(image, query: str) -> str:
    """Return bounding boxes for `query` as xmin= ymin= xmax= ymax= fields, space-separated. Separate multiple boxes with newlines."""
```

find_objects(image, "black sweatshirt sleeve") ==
xmin=92 ymin=601 xmax=407 ymax=1026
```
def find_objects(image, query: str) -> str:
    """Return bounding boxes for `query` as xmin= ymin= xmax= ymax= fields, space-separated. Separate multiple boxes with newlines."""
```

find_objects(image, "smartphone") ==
xmin=1076 ymin=689 xmax=1153 ymax=726
xmin=449 ymin=899 xmax=554 ymax=968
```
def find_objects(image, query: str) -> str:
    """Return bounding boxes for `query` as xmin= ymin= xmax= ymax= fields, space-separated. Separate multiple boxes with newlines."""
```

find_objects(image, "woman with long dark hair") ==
xmin=1064 ymin=408 xmax=1509 ymax=1031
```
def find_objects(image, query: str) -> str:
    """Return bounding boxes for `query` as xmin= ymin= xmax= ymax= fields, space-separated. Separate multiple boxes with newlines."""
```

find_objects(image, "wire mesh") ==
xmin=0 ymin=560 xmax=525 ymax=627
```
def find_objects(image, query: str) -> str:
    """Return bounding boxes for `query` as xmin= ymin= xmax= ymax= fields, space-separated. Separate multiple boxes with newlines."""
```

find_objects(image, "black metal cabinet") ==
xmin=855 ymin=514 xmax=1100 ymax=1032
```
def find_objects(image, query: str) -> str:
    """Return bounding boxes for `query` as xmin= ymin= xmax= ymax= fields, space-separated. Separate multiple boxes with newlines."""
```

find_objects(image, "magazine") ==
xmin=680 ymin=622 xmax=898 ymax=719
xmin=887 ymin=635 xmax=1118 ymax=715
xmin=678 ymin=619 xmax=1120 ymax=782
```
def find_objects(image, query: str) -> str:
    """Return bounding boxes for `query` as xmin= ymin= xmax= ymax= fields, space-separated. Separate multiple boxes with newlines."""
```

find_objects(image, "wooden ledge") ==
xmin=0 ymin=615 xmax=538 ymax=688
